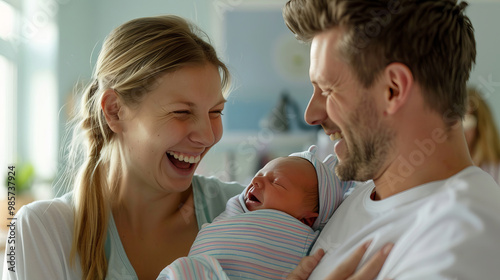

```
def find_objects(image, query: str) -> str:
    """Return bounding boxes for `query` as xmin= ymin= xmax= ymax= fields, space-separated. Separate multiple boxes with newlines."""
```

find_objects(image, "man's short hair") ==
xmin=283 ymin=0 xmax=476 ymax=124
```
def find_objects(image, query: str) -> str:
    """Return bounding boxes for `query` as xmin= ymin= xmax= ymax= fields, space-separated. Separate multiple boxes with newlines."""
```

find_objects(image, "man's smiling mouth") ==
xmin=330 ymin=131 xmax=344 ymax=141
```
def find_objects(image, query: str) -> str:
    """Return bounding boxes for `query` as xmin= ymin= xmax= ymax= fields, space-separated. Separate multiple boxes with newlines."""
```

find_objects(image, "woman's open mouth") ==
xmin=166 ymin=151 xmax=201 ymax=171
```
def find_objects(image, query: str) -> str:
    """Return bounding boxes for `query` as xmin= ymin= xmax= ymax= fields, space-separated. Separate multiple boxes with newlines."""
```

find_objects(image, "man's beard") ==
xmin=335 ymin=95 xmax=395 ymax=182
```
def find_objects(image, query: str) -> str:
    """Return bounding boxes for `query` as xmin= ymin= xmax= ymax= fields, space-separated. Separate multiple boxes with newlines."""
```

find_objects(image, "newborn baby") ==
xmin=158 ymin=145 xmax=355 ymax=280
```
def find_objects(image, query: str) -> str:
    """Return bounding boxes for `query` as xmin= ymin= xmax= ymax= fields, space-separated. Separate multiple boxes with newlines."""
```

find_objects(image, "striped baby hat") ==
xmin=289 ymin=145 xmax=354 ymax=231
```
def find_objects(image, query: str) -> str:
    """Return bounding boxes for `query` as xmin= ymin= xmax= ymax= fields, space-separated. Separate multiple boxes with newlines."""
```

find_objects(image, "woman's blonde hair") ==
xmin=467 ymin=87 xmax=500 ymax=166
xmin=65 ymin=15 xmax=230 ymax=279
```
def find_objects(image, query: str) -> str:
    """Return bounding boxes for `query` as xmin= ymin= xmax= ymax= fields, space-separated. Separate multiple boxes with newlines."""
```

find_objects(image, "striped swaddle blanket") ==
xmin=158 ymin=194 xmax=319 ymax=280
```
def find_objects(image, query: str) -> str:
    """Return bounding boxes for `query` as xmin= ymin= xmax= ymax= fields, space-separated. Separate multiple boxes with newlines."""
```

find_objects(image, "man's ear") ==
xmin=382 ymin=62 xmax=413 ymax=115
xmin=101 ymin=89 xmax=123 ymax=133
xmin=300 ymin=211 xmax=319 ymax=228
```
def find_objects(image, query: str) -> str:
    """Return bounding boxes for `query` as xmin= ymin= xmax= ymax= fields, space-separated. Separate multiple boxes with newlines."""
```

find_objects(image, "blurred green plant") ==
xmin=5 ymin=162 xmax=35 ymax=195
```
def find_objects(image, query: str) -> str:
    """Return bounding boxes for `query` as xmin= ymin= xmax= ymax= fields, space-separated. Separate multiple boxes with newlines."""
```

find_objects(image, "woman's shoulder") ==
xmin=192 ymin=175 xmax=244 ymax=199
xmin=191 ymin=175 xmax=245 ymax=226
xmin=17 ymin=192 xmax=74 ymax=229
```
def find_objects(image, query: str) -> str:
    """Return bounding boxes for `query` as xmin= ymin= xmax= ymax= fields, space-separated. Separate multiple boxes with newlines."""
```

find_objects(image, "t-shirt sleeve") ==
xmin=2 ymin=198 xmax=79 ymax=279
xmin=192 ymin=175 xmax=245 ymax=228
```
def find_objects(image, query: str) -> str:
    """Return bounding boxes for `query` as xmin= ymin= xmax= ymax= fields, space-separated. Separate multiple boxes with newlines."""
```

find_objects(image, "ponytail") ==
xmin=70 ymin=80 xmax=110 ymax=279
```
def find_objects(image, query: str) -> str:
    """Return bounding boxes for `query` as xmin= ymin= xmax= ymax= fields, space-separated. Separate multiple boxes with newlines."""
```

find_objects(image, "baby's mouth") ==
xmin=247 ymin=192 xmax=261 ymax=203
xmin=245 ymin=187 xmax=263 ymax=210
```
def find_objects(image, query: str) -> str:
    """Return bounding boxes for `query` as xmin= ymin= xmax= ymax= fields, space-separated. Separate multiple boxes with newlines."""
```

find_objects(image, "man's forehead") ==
xmin=310 ymin=31 xmax=343 ymax=76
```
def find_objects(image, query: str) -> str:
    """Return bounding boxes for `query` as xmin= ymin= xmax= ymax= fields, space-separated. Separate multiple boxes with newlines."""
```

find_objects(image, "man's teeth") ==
xmin=330 ymin=132 xmax=343 ymax=141
xmin=167 ymin=152 xmax=201 ymax=163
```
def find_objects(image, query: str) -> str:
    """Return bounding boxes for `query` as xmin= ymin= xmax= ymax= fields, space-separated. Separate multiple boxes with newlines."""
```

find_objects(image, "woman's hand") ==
xmin=287 ymin=241 xmax=394 ymax=280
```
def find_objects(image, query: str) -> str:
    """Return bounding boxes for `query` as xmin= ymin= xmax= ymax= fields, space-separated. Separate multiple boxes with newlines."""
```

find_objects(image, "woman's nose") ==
xmin=189 ymin=116 xmax=216 ymax=146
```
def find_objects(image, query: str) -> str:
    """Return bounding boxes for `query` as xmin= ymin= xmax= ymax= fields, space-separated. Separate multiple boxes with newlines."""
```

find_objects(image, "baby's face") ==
xmin=244 ymin=157 xmax=318 ymax=220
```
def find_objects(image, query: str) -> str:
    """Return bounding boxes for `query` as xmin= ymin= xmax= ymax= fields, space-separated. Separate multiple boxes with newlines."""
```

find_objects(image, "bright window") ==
xmin=0 ymin=55 xmax=17 ymax=197
xmin=0 ymin=1 xmax=16 ymax=41
xmin=0 ymin=1 xmax=18 ymax=198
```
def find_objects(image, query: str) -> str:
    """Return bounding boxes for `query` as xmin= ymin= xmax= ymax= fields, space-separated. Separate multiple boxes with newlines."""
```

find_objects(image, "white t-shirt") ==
xmin=309 ymin=166 xmax=500 ymax=280
xmin=480 ymin=163 xmax=500 ymax=186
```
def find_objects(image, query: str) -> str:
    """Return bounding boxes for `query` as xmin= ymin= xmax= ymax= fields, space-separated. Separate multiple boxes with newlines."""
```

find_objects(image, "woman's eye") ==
xmin=173 ymin=110 xmax=190 ymax=115
xmin=210 ymin=110 xmax=224 ymax=117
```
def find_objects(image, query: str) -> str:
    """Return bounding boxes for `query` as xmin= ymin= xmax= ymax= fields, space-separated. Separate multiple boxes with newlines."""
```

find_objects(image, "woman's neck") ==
xmin=111 ymin=180 xmax=195 ymax=234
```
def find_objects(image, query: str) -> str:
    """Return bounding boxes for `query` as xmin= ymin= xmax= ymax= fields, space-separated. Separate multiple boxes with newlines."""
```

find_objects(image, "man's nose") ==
xmin=304 ymin=92 xmax=328 ymax=126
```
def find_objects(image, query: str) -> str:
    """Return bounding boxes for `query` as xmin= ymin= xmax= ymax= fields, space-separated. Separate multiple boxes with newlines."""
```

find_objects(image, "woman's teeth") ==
xmin=330 ymin=132 xmax=343 ymax=141
xmin=167 ymin=152 xmax=201 ymax=163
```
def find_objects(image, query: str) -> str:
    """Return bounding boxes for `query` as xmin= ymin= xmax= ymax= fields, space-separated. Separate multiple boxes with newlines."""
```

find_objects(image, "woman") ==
xmin=4 ymin=15 xmax=243 ymax=280
xmin=464 ymin=87 xmax=500 ymax=185
xmin=3 ymin=15 xmax=389 ymax=280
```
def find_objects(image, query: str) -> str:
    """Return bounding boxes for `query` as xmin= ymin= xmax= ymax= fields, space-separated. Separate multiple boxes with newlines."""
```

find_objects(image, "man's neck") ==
xmin=372 ymin=123 xmax=473 ymax=200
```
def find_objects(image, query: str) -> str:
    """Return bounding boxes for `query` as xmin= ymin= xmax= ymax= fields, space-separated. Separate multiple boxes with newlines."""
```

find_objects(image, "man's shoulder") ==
xmin=439 ymin=166 xmax=500 ymax=205
xmin=405 ymin=166 xmax=499 ymax=215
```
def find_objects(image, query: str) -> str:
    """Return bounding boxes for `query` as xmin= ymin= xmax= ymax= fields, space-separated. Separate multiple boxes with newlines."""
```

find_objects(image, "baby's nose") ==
xmin=252 ymin=177 xmax=264 ymax=188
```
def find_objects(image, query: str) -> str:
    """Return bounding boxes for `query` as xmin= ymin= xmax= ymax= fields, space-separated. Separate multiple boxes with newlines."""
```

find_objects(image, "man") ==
xmin=283 ymin=0 xmax=500 ymax=279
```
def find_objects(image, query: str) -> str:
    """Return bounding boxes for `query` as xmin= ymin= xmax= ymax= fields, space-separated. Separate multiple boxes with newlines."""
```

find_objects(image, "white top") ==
xmin=2 ymin=175 xmax=243 ymax=280
xmin=309 ymin=166 xmax=500 ymax=280
xmin=480 ymin=162 xmax=500 ymax=186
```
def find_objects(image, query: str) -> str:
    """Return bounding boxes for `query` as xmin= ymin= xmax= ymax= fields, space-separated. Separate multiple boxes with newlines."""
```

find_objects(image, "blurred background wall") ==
xmin=1 ymin=0 xmax=499 ymax=200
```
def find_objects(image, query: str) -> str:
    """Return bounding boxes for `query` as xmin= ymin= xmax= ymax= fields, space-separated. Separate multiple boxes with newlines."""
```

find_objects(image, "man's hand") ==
xmin=287 ymin=241 xmax=394 ymax=280
xmin=325 ymin=242 xmax=393 ymax=280
xmin=287 ymin=248 xmax=326 ymax=280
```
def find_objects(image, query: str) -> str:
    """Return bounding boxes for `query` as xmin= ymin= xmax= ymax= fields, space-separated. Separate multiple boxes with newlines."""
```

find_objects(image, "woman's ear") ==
xmin=101 ymin=89 xmax=123 ymax=133
xmin=383 ymin=62 xmax=413 ymax=115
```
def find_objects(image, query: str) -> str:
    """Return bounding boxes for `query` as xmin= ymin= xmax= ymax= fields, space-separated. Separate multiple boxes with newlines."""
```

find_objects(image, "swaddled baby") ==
xmin=158 ymin=145 xmax=355 ymax=280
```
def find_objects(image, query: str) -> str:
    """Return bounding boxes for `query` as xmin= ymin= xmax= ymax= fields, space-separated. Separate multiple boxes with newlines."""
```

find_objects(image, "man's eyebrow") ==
xmin=311 ymin=79 xmax=332 ymax=88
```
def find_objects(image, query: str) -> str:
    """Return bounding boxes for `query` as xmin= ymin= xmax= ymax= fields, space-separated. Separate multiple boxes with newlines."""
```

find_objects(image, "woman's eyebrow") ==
xmin=166 ymin=99 xmax=226 ymax=108
xmin=214 ymin=98 xmax=227 ymax=106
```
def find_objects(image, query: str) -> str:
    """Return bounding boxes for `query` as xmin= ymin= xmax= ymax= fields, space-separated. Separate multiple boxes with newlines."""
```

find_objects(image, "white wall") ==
xmin=467 ymin=2 xmax=500 ymax=127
